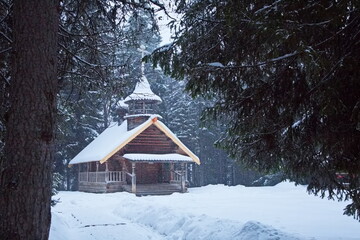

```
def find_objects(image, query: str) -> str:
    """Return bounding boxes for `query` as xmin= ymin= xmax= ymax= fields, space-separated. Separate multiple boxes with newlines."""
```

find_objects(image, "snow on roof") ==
xmin=123 ymin=153 xmax=193 ymax=162
xmin=69 ymin=121 xmax=129 ymax=165
xmin=69 ymin=116 xmax=157 ymax=165
xmin=124 ymin=76 xmax=162 ymax=103
xmin=69 ymin=115 xmax=200 ymax=166
xmin=117 ymin=99 xmax=129 ymax=109
xmin=123 ymin=114 xmax=163 ymax=119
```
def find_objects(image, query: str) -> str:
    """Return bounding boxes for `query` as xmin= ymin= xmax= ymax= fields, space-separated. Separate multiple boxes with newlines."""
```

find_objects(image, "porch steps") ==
xmin=122 ymin=183 xmax=184 ymax=196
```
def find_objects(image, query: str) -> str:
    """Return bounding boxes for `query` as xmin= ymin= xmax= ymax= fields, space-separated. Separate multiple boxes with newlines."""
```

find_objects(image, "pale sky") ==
xmin=156 ymin=1 xmax=179 ymax=45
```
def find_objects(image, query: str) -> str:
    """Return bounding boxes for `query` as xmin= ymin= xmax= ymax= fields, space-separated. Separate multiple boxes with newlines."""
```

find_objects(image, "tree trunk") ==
xmin=0 ymin=0 xmax=58 ymax=239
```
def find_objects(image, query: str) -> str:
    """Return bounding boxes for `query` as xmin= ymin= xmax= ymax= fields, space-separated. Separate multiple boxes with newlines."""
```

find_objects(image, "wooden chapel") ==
xmin=69 ymin=74 xmax=200 ymax=195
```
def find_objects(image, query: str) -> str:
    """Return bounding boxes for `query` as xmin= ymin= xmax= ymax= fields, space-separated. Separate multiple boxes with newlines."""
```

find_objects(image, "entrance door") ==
xmin=136 ymin=163 xmax=162 ymax=184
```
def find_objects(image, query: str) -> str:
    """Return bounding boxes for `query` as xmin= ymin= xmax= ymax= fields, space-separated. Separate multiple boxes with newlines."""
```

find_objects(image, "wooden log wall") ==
xmin=107 ymin=156 xmax=122 ymax=171
xmin=127 ymin=116 xmax=149 ymax=130
xmin=125 ymin=125 xmax=177 ymax=154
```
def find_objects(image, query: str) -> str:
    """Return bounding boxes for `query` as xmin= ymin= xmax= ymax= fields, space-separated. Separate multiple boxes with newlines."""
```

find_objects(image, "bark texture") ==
xmin=0 ymin=0 xmax=58 ymax=239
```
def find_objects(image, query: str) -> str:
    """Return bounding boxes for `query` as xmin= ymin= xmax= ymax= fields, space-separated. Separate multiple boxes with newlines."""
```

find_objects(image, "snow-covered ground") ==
xmin=50 ymin=182 xmax=360 ymax=240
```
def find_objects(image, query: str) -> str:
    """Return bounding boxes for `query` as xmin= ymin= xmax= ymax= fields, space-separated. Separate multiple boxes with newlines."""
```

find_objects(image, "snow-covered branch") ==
xmin=196 ymin=51 xmax=299 ymax=71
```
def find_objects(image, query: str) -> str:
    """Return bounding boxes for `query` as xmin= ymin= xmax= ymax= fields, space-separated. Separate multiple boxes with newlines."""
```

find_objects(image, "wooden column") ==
xmin=86 ymin=162 xmax=89 ymax=182
xmin=131 ymin=162 xmax=136 ymax=193
xmin=96 ymin=162 xmax=99 ymax=182
xmin=78 ymin=163 xmax=81 ymax=187
xmin=105 ymin=162 xmax=109 ymax=183
xmin=170 ymin=163 xmax=174 ymax=182
xmin=181 ymin=163 xmax=186 ymax=193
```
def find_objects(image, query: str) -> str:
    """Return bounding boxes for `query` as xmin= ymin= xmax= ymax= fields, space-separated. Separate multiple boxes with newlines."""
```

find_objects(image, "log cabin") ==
xmin=69 ymin=75 xmax=200 ymax=195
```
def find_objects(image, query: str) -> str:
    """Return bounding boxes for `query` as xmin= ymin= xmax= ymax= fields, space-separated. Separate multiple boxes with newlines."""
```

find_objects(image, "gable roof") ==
xmin=68 ymin=115 xmax=200 ymax=166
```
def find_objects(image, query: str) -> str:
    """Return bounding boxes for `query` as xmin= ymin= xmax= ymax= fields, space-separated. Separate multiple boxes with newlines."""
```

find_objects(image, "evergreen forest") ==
xmin=0 ymin=0 xmax=359 ymax=239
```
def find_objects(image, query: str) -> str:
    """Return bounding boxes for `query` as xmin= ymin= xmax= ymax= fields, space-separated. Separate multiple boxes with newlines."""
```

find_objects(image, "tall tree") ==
xmin=0 ymin=0 xmax=59 ymax=239
xmin=54 ymin=4 xmax=161 ymax=190
xmin=56 ymin=0 xmax=128 ymax=190
xmin=0 ymin=0 xmax=11 ymax=156
xmin=0 ymin=0 xmax=167 ymax=238
xmin=148 ymin=0 xmax=360 ymax=220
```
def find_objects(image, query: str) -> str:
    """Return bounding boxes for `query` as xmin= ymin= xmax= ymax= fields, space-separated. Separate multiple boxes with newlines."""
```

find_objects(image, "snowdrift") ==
xmin=50 ymin=182 xmax=360 ymax=240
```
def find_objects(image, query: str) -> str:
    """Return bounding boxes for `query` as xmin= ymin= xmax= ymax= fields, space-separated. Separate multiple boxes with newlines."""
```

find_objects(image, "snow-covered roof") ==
xmin=69 ymin=120 xmax=131 ymax=165
xmin=123 ymin=153 xmax=193 ymax=162
xmin=124 ymin=76 xmax=162 ymax=104
xmin=123 ymin=114 xmax=162 ymax=119
xmin=69 ymin=115 xmax=200 ymax=166
xmin=117 ymin=99 xmax=129 ymax=109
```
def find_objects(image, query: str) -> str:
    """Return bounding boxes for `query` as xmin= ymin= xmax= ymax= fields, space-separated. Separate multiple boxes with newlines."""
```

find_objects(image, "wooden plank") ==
xmin=125 ymin=148 xmax=174 ymax=153
xmin=125 ymin=145 xmax=174 ymax=149
xmin=130 ymin=138 xmax=172 ymax=143
xmin=137 ymin=133 xmax=168 ymax=137
xmin=126 ymin=144 xmax=175 ymax=149
xmin=132 ymin=136 xmax=170 ymax=141
xmin=128 ymin=142 xmax=172 ymax=146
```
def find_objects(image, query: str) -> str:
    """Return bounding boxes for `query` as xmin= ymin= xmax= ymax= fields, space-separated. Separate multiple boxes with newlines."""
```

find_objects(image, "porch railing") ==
xmin=128 ymin=108 xmax=154 ymax=115
xmin=172 ymin=170 xmax=183 ymax=182
xmin=79 ymin=171 xmax=126 ymax=183
xmin=107 ymin=171 xmax=125 ymax=182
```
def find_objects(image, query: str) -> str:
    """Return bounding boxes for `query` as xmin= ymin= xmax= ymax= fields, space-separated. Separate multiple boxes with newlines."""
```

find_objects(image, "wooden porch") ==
xmin=78 ymin=171 xmax=126 ymax=193
xmin=79 ymin=171 xmax=126 ymax=183
xmin=77 ymin=166 xmax=187 ymax=195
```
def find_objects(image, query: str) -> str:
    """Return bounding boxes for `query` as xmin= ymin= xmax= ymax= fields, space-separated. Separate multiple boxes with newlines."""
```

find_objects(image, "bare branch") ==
xmin=59 ymin=25 xmax=113 ymax=38
xmin=0 ymin=30 xmax=12 ymax=43
xmin=0 ymin=46 xmax=11 ymax=55
xmin=149 ymin=0 xmax=176 ymax=21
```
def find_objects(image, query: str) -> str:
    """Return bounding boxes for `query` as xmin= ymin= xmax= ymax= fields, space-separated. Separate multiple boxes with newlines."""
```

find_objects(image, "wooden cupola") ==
xmin=123 ymin=75 xmax=162 ymax=130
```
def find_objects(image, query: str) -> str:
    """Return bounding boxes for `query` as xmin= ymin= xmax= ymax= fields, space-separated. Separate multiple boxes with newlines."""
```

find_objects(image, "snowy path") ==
xmin=50 ymin=182 xmax=360 ymax=240
xmin=51 ymin=192 xmax=301 ymax=240
xmin=51 ymin=193 xmax=166 ymax=240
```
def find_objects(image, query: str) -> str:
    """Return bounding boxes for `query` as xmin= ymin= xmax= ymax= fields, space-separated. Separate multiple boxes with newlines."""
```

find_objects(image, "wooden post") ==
xmin=86 ymin=162 xmax=89 ymax=182
xmin=78 ymin=163 xmax=81 ymax=186
xmin=105 ymin=162 xmax=109 ymax=183
xmin=170 ymin=163 xmax=174 ymax=182
xmin=96 ymin=162 xmax=99 ymax=182
xmin=181 ymin=163 xmax=186 ymax=193
xmin=131 ymin=162 xmax=136 ymax=193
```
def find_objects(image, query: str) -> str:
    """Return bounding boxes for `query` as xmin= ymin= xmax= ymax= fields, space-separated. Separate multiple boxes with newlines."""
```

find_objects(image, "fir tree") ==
xmin=148 ymin=0 xmax=360 ymax=220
